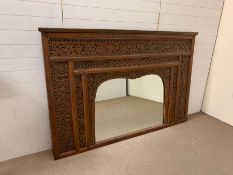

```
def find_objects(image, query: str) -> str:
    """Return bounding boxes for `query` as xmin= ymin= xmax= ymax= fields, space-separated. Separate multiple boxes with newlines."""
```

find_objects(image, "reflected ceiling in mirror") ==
xmin=95 ymin=75 xmax=164 ymax=142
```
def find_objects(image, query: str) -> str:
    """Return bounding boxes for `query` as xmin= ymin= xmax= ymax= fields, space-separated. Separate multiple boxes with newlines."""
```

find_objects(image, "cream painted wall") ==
xmin=202 ymin=0 xmax=233 ymax=126
xmin=128 ymin=75 xmax=164 ymax=103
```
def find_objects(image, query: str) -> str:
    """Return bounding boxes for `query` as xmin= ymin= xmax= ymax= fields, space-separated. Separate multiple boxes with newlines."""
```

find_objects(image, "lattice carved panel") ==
xmin=48 ymin=39 xmax=192 ymax=57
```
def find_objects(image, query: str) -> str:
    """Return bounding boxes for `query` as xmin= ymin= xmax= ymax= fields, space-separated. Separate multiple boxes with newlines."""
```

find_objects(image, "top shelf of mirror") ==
xmin=38 ymin=28 xmax=198 ymax=36
xmin=39 ymin=28 xmax=197 ymax=60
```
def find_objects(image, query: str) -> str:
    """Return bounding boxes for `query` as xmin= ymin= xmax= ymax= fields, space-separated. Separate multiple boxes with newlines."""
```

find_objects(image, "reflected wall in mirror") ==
xmin=95 ymin=75 xmax=164 ymax=142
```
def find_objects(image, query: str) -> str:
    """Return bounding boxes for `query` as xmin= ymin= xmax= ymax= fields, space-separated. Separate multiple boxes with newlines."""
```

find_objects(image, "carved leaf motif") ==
xmin=50 ymin=62 xmax=75 ymax=154
xmin=74 ymin=57 xmax=179 ymax=70
xmin=48 ymin=39 xmax=192 ymax=57
xmin=176 ymin=56 xmax=190 ymax=120
xmin=75 ymin=76 xmax=86 ymax=148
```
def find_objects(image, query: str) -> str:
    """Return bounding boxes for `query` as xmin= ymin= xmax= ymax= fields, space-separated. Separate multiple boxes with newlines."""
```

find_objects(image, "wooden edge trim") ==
xmin=38 ymin=28 xmax=198 ymax=36
xmin=68 ymin=61 xmax=79 ymax=150
xmin=175 ymin=56 xmax=182 ymax=121
xmin=168 ymin=67 xmax=174 ymax=124
xmin=82 ymin=74 xmax=91 ymax=147
xmin=73 ymin=63 xmax=179 ymax=75
xmin=40 ymin=33 xmax=59 ymax=159
xmin=48 ymin=53 xmax=191 ymax=62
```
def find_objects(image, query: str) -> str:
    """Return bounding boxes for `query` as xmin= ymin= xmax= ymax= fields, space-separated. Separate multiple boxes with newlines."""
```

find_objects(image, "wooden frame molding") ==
xmin=39 ymin=28 xmax=197 ymax=159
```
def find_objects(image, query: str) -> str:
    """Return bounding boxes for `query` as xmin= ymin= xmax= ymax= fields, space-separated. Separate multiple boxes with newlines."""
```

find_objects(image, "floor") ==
xmin=95 ymin=96 xmax=163 ymax=141
xmin=1 ymin=113 xmax=233 ymax=175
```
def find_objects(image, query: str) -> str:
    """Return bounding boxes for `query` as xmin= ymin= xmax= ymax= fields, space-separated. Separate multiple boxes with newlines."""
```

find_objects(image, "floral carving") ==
xmin=50 ymin=62 xmax=75 ymax=154
xmin=75 ymin=76 xmax=86 ymax=148
xmin=74 ymin=57 xmax=179 ymax=70
xmin=176 ymin=56 xmax=190 ymax=120
xmin=48 ymin=39 xmax=192 ymax=57
xmin=170 ymin=67 xmax=178 ymax=123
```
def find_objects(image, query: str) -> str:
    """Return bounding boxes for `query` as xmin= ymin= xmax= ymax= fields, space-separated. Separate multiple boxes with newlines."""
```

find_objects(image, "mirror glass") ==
xmin=95 ymin=75 xmax=164 ymax=142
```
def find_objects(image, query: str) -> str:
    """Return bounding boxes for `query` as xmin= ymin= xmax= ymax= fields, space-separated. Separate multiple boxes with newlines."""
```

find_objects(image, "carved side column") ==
xmin=175 ymin=56 xmax=190 ymax=121
xmin=50 ymin=62 xmax=75 ymax=155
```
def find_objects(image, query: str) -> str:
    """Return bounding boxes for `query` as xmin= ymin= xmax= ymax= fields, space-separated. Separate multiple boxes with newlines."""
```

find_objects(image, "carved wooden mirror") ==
xmin=39 ymin=28 xmax=197 ymax=159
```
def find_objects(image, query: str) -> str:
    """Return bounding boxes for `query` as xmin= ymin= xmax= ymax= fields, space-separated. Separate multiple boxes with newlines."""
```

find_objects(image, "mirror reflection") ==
xmin=95 ymin=75 xmax=164 ymax=142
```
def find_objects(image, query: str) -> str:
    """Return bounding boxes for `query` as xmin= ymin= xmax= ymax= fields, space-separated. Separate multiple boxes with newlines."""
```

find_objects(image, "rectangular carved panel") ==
xmin=48 ymin=39 xmax=192 ymax=57
xmin=50 ymin=62 xmax=75 ymax=154
xmin=39 ymin=28 xmax=197 ymax=159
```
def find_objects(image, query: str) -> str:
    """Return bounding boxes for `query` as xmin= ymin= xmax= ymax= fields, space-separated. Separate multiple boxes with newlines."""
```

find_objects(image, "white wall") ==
xmin=0 ymin=0 xmax=62 ymax=162
xmin=202 ymin=0 xmax=233 ymax=126
xmin=0 ymin=0 xmax=224 ymax=161
xmin=96 ymin=79 xmax=126 ymax=101
xmin=129 ymin=75 xmax=164 ymax=103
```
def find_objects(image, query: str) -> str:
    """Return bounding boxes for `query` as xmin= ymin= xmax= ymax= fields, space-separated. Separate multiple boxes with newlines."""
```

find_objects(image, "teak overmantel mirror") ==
xmin=39 ymin=28 xmax=197 ymax=159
